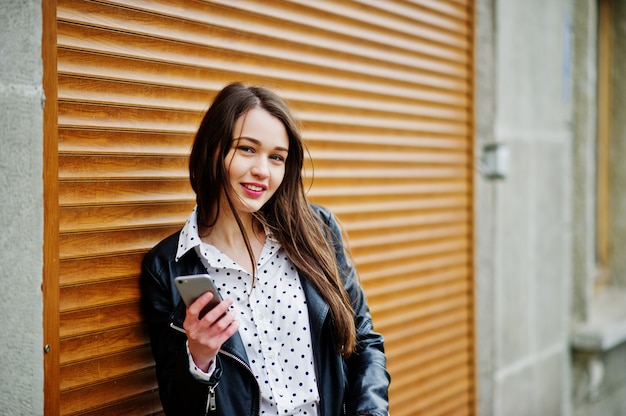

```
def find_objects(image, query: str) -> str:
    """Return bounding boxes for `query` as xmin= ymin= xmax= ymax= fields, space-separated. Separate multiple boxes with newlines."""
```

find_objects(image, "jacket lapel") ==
xmin=301 ymin=277 xmax=329 ymax=339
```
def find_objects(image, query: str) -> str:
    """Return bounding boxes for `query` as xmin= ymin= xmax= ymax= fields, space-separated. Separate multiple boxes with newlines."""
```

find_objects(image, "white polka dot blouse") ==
xmin=176 ymin=207 xmax=320 ymax=416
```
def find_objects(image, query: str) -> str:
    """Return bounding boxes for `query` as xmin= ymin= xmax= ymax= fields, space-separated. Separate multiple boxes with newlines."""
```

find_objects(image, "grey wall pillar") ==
xmin=0 ymin=0 xmax=45 ymax=414
xmin=475 ymin=0 xmax=574 ymax=414
xmin=475 ymin=0 xmax=497 ymax=414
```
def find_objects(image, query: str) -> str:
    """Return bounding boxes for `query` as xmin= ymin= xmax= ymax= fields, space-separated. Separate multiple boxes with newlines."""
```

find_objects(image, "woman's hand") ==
xmin=183 ymin=291 xmax=240 ymax=372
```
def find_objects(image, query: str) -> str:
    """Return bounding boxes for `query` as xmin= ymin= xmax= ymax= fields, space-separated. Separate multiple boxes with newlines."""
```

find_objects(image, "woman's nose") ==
xmin=251 ymin=157 xmax=269 ymax=178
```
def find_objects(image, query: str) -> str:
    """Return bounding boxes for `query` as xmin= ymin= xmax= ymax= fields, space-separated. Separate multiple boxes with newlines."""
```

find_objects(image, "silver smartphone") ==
xmin=174 ymin=274 xmax=222 ymax=319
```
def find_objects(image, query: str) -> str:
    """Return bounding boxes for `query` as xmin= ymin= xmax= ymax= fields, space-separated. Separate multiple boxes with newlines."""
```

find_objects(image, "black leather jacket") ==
xmin=141 ymin=205 xmax=390 ymax=416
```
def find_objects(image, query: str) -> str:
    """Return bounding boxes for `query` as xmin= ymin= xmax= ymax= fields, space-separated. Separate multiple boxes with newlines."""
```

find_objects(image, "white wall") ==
xmin=0 ymin=0 xmax=45 ymax=413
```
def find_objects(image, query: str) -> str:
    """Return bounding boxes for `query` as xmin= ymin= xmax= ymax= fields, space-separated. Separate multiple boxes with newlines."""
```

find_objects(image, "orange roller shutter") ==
xmin=44 ymin=0 xmax=475 ymax=414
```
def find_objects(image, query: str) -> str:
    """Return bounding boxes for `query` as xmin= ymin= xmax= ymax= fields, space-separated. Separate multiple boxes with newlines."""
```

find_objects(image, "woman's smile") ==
xmin=241 ymin=182 xmax=267 ymax=197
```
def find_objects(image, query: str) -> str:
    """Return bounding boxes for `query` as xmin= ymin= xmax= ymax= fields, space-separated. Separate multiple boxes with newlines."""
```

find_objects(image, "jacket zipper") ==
xmin=169 ymin=322 xmax=186 ymax=334
xmin=205 ymin=385 xmax=217 ymax=414
xmin=218 ymin=349 xmax=262 ymax=416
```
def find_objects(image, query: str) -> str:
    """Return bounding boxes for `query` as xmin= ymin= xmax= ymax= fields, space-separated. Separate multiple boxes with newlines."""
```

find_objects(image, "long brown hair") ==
xmin=188 ymin=82 xmax=356 ymax=356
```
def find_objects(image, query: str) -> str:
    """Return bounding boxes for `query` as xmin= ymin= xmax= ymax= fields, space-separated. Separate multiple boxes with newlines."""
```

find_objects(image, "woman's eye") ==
xmin=270 ymin=154 xmax=285 ymax=162
xmin=238 ymin=146 xmax=254 ymax=153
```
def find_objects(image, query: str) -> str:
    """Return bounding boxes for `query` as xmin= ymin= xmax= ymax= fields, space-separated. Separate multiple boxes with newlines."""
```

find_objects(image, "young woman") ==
xmin=141 ymin=82 xmax=390 ymax=416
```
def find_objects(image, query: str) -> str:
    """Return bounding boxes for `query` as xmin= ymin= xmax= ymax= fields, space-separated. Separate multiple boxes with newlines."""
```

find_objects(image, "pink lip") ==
xmin=241 ymin=182 xmax=267 ymax=198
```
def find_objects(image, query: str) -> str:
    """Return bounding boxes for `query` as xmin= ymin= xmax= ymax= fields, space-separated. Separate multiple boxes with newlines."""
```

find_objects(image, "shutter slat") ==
xmin=306 ymin=132 xmax=470 ymax=149
xmin=59 ymin=325 xmax=148 ymax=366
xmin=58 ymin=155 xmax=187 ymax=180
xmin=374 ymin=292 xmax=469 ymax=328
xmin=395 ymin=372 xmax=471 ymax=412
xmin=58 ymin=75 xmax=212 ymax=112
xmin=58 ymin=102 xmax=200 ymax=132
xmin=387 ymin=328 xmax=471 ymax=362
xmin=299 ymin=111 xmax=469 ymax=133
xmin=307 ymin=183 xmax=469 ymax=199
xmin=388 ymin=322 xmax=471 ymax=362
xmin=311 ymin=197 xmax=470 ymax=216
xmin=60 ymin=302 xmax=142 ymax=338
xmin=60 ymin=347 xmax=154 ymax=391
xmin=69 ymin=391 xmax=163 ymax=416
xmin=355 ymin=242 xmax=469 ymax=270
xmin=393 ymin=349 xmax=471 ymax=383
xmin=311 ymin=149 xmax=468 ymax=164
xmin=421 ymin=394 xmax=473 ymax=416
xmin=350 ymin=224 xmax=469 ymax=248
xmin=309 ymin=167 xmax=468 ymax=180
xmin=361 ymin=0 xmax=471 ymax=21
xmin=59 ymin=226 xmax=181 ymax=260
xmin=385 ymin=319 xmax=470 ymax=357
xmin=59 ymin=254 xmax=145 ymax=285
xmin=57 ymin=48 xmax=233 ymax=91
xmin=359 ymin=254 xmax=469 ymax=287
xmin=342 ymin=209 xmax=468 ymax=225
xmin=365 ymin=265 xmax=470 ymax=296
xmin=59 ymin=180 xmax=193 ymax=206
xmin=59 ymin=129 xmax=193 ymax=155
xmin=60 ymin=278 xmax=141 ymax=313
xmin=59 ymin=369 xmax=157 ymax=415
xmin=59 ymin=202 xmax=194 ymax=233
xmin=375 ymin=280 xmax=470 ymax=313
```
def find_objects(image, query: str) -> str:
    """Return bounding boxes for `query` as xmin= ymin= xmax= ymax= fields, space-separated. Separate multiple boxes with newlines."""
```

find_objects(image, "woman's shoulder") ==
xmin=142 ymin=230 xmax=181 ymax=267
xmin=308 ymin=203 xmax=343 ymax=245
xmin=308 ymin=203 xmax=334 ymax=224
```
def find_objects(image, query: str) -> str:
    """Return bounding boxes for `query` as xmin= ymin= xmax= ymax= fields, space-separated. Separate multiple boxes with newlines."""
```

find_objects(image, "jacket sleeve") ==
xmin=315 ymin=206 xmax=391 ymax=416
xmin=140 ymin=236 xmax=218 ymax=416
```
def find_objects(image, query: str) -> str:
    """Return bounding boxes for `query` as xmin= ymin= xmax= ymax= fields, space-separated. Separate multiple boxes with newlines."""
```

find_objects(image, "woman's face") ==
xmin=224 ymin=106 xmax=289 ymax=216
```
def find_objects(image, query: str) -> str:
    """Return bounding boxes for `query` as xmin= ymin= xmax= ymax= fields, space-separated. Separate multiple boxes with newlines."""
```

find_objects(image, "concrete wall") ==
xmin=610 ymin=0 xmax=626 ymax=286
xmin=573 ymin=343 xmax=626 ymax=416
xmin=0 ymin=0 xmax=45 ymax=414
xmin=570 ymin=0 xmax=598 ymax=325
xmin=474 ymin=0 xmax=497 ymax=413
xmin=475 ymin=0 xmax=573 ymax=414
xmin=570 ymin=1 xmax=626 ymax=414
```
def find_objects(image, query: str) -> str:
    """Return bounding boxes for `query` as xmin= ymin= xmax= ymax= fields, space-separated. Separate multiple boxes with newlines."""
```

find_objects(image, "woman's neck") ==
xmin=199 ymin=209 xmax=265 ymax=273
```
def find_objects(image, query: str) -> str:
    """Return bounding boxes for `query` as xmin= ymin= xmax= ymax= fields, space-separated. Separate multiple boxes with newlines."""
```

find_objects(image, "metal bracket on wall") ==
xmin=479 ymin=143 xmax=510 ymax=180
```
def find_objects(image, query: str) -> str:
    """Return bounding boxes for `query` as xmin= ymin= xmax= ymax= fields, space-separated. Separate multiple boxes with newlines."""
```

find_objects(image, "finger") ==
xmin=207 ymin=314 xmax=240 ymax=344
xmin=184 ymin=297 xmax=233 ymax=335
xmin=187 ymin=291 xmax=216 ymax=318
xmin=200 ymin=297 xmax=234 ymax=324
xmin=210 ymin=309 xmax=237 ymax=332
